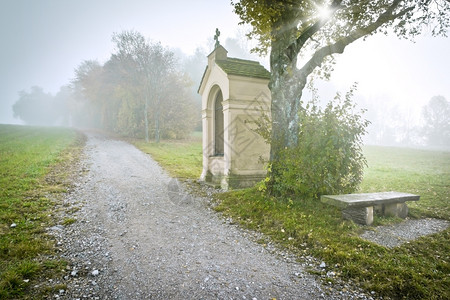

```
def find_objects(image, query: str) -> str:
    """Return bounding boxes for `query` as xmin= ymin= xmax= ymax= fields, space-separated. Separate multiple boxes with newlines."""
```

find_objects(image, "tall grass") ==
xmin=0 ymin=125 xmax=81 ymax=299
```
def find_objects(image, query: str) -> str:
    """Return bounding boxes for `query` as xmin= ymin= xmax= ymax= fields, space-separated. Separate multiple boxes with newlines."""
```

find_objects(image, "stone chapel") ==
xmin=198 ymin=44 xmax=271 ymax=189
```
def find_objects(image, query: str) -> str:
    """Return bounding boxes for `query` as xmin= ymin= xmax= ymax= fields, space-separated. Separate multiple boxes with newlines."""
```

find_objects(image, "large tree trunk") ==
xmin=269 ymin=25 xmax=307 ymax=161
xmin=268 ymin=22 xmax=311 ymax=194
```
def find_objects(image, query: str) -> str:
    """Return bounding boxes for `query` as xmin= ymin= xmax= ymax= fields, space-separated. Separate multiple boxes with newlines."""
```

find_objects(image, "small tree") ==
xmin=71 ymin=30 xmax=197 ymax=140
xmin=112 ymin=31 xmax=153 ymax=141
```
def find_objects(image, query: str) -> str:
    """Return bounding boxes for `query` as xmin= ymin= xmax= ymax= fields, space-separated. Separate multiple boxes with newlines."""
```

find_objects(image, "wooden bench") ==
xmin=320 ymin=191 xmax=420 ymax=225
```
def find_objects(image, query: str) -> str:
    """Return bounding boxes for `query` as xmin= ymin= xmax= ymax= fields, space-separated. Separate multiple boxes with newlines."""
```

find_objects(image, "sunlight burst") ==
xmin=316 ymin=4 xmax=332 ymax=20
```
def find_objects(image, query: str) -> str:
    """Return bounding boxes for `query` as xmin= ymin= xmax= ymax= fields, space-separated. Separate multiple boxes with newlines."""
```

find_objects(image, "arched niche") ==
xmin=214 ymin=90 xmax=224 ymax=156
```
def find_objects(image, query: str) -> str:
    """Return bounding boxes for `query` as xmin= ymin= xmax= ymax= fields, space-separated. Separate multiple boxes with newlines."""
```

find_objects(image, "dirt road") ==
xmin=53 ymin=132 xmax=370 ymax=299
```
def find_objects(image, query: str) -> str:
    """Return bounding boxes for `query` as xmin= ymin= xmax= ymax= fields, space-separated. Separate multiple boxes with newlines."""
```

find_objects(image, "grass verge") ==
xmin=132 ymin=137 xmax=202 ymax=179
xmin=0 ymin=124 xmax=84 ymax=299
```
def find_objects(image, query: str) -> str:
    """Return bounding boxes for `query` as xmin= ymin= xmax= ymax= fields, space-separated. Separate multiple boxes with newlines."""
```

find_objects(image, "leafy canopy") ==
xmin=233 ymin=0 xmax=450 ymax=56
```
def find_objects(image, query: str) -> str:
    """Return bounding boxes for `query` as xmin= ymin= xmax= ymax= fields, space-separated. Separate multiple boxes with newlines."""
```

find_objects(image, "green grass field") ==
xmin=137 ymin=140 xmax=449 ymax=299
xmin=132 ymin=134 xmax=203 ymax=179
xmin=3 ymin=127 xmax=446 ymax=298
xmin=360 ymin=146 xmax=450 ymax=220
xmin=0 ymin=125 xmax=450 ymax=299
xmin=0 ymin=124 xmax=82 ymax=299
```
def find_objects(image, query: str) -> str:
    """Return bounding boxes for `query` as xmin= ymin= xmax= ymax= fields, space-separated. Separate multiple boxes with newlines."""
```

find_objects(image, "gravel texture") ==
xmin=48 ymin=132 xmax=381 ymax=299
xmin=360 ymin=218 xmax=449 ymax=248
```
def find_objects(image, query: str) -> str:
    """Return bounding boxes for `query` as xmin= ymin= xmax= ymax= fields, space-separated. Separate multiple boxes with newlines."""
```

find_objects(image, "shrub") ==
xmin=262 ymin=84 xmax=369 ymax=198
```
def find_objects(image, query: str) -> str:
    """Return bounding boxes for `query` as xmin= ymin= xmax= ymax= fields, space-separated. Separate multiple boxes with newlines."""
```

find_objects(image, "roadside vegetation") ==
xmin=139 ymin=139 xmax=449 ymax=299
xmin=0 ymin=124 xmax=83 ymax=299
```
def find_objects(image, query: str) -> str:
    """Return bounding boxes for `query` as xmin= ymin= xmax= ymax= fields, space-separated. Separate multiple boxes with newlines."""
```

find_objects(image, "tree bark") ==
xmin=269 ymin=20 xmax=301 ymax=161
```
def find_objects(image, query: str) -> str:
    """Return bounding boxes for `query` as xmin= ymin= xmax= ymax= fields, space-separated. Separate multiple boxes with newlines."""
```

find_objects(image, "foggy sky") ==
xmin=0 ymin=0 xmax=240 ymax=124
xmin=1 ymin=0 xmax=449 ymax=126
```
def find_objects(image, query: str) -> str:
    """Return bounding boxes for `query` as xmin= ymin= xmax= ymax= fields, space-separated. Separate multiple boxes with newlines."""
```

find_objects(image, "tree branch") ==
xmin=291 ymin=0 xmax=343 ymax=57
xmin=297 ymin=0 xmax=415 ymax=82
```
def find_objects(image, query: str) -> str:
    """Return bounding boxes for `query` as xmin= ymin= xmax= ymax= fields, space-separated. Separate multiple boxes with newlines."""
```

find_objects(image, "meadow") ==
xmin=136 ymin=139 xmax=450 ymax=299
xmin=0 ymin=125 xmax=82 ymax=298
xmin=132 ymin=134 xmax=203 ymax=179
xmin=1 ymin=125 xmax=448 ymax=299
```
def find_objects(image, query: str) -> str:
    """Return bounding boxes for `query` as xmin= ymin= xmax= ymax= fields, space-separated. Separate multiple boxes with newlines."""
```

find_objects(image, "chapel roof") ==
xmin=198 ymin=46 xmax=270 ymax=94
xmin=215 ymin=57 xmax=270 ymax=80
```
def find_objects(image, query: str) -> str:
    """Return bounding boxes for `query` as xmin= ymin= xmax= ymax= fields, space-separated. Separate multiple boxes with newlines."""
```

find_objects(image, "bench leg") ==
xmin=342 ymin=206 xmax=373 ymax=225
xmin=384 ymin=203 xmax=408 ymax=218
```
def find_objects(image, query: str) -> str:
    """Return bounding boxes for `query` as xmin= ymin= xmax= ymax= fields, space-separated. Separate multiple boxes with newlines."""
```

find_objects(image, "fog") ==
xmin=1 ymin=0 xmax=449 ymax=148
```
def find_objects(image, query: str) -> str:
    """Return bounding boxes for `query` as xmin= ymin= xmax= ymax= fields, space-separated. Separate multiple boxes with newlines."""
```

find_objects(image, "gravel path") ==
xmin=50 ymin=132 xmax=376 ymax=299
xmin=361 ymin=218 xmax=449 ymax=248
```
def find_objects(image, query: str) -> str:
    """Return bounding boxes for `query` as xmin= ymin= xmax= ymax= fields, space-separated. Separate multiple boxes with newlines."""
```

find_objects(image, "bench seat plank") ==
xmin=321 ymin=191 xmax=420 ymax=225
xmin=321 ymin=191 xmax=420 ymax=209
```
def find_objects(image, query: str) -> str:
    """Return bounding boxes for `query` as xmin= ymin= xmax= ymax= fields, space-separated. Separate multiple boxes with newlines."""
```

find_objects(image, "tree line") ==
xmin=363 ymin=95 xmax=450 ymax=149
xmin=13 ymin=30 xmax=202 ymax=141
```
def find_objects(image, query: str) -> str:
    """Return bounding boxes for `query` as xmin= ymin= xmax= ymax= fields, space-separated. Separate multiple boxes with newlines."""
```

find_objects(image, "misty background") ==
xmin=1 ymin=0 xmax=449 ymax=148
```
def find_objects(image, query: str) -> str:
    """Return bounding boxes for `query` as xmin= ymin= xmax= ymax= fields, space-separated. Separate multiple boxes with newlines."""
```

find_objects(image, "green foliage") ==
xmin=233 ymin=1 xmax=450 ymax=55
xmin=266 ymin=85 xmax=369 ymax=198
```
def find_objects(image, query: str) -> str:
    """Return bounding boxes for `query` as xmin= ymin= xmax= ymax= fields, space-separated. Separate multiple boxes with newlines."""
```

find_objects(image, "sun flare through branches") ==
xmin=315 ymin=3 xmax=333 ymax=21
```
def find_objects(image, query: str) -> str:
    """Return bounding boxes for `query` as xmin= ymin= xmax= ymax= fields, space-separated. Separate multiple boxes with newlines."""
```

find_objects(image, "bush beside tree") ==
xmin=258 ymin=85 xmax=369 ymax=198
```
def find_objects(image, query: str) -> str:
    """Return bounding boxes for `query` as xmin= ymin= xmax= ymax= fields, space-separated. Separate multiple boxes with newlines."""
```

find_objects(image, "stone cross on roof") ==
xmin=214 ymin=28 xmax=220 ymax=49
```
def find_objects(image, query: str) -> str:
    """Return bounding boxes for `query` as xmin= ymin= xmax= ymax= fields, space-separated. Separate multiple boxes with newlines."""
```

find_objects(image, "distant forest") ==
xmin=11 ymin=30 xmax=450 ymax=148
